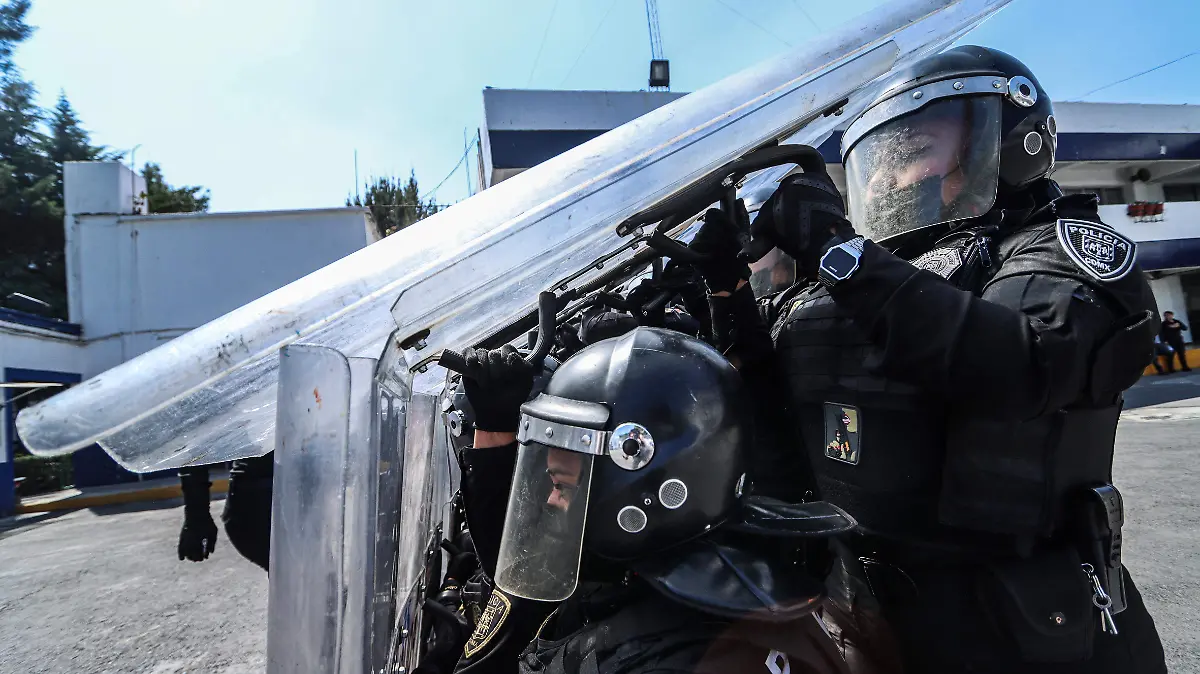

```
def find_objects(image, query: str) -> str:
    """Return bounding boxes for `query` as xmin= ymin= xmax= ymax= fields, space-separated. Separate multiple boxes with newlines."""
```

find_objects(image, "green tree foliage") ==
xmin=347 ymin=171 xmax=440 ymax=239
xmin=141 ymin=161 xmax=210 ymax=214
xmin=0 ymin=1 xmax=211 ymax=317
xmin=45 ymin=91 xmax=121 ymax=196
xmin=0 ymin=0 xmax=65 ymax=316
xmin=0 ymin=0 xmax=31 ymax=70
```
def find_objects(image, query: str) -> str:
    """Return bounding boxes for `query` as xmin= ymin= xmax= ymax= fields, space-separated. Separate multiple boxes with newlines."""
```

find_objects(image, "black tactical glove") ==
xmin=689 ymin=205 xmax=752 ymax=294
xmin=459 ymin=345 xmax=534 ymax=433
xmin=178 ymin=469 xmax=217 ymax=562
xmin=441 ymin=536 xmax=479 ymax=586
xmin=747 ymin=172 xmax=857 ymax=279
xmin=178 ymin=508 xmax=218 ymax=562
xmin=579 ymin=310 xmax=639 ymax=345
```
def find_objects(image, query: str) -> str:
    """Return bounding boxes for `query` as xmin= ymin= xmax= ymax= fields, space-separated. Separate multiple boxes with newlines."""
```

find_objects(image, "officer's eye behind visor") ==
xmin=494 ymin=442 xmax=594 ymax=602
xmin=844 ymin=95 xmax=1001 ymax=242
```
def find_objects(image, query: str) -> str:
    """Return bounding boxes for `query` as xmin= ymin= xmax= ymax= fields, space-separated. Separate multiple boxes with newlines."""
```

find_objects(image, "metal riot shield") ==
xmin=16 ymin=0 xmax=1014 ymax=473
xmin=267 ymin=344 xmax=404 ymax=674
xmin=387 ymin=391 xmax=463 ymax=672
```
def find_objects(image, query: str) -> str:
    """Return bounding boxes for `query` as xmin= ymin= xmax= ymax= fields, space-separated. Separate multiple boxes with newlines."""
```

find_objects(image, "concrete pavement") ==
xmin=0 ymin=497 xmax=266 ymax=673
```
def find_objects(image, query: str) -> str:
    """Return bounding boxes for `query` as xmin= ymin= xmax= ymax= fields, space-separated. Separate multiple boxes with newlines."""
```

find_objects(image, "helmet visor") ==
xmin=844 ymin=96 xmax=1001 ymax=242
xmin=494 ymin=442 xmax=595 ymax=601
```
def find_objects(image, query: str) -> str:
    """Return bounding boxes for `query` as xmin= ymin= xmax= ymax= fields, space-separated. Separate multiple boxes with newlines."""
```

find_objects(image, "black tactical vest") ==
xmin=771 ymin=194 xmax=1156 ymax=555
xmin=518 ymin=589 xmax=845 ymax=674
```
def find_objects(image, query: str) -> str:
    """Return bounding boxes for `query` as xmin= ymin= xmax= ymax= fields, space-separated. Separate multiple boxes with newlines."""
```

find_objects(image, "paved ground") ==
xmin=0 ymin=497 xmax=267 ymax=673
xmin=1116 ymin=393 xmax=1200 ymax=672
xmin=1 ymin=373 xmax=1198 ymax=673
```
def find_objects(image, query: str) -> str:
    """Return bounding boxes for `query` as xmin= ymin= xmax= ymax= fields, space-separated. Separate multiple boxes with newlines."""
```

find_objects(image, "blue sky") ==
xmin=13 ymin=0 xmax=1200 ymax=212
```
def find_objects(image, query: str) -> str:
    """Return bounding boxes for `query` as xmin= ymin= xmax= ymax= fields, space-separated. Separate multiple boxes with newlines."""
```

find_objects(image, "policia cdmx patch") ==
xmin=1056 ymin=219 xmax=1136 ymax=282
xmin=823 ymin=403 xmax=861 ymax=465
xmin=463 ymin=588 xmax=512 ymax=659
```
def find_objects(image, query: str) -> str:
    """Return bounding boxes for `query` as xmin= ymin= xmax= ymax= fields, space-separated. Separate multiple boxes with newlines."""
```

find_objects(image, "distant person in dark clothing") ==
xmin=177 ymin=453 xmax=274 ymax=571
xmin=1160 ymin=311 xmax=1191 ymax=372
xmin=1151 ymin=336 xmax=1173 ymax=375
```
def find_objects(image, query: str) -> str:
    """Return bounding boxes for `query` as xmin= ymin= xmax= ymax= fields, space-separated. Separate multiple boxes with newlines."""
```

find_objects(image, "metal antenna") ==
xmin=645 ymin=0 xmax=670 ymax=91
xmin=645 ymin=0 xmax=663 ymax=61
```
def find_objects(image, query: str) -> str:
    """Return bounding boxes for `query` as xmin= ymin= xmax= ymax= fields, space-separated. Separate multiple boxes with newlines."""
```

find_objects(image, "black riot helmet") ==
xmin=840 ymin=46 xmax=1055 ymax=242
xmin=492 ymin=327 xmax=749 ymax=602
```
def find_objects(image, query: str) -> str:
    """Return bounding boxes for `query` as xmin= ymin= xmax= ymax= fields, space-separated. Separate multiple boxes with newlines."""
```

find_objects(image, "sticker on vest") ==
xmin=909 ymin=246 xmax=963 ymax=279
xmin=463 ymin=588 xmax=512 ymax=659
xmin=1056 ymin=219 xmax=1136 ymax=281
xmin=823 ymin=403 xmax=861 ymax=465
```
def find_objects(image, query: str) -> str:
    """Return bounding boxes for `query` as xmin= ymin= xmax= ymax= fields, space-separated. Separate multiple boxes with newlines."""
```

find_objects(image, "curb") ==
xmin=1143 ymin=344 xmax=1200 ymax=377
xmin=16 ymin=477 xmax=231 ymax=514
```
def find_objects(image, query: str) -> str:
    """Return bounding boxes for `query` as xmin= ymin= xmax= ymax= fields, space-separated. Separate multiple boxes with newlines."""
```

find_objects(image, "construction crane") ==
xmin=645 ymin=0 xmax=670 ymax=90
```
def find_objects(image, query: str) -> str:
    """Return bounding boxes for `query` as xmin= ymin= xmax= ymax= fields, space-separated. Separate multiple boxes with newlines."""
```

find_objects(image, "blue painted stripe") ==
xmin=1056 ymin=133 xmax=1200 ymax=162
xmin=489 ymin=129 xmax=1200 ymax=170
xmin=1136 ymin=238 xmax=1200 ymax=272
xmin=0 ymin=308 xmax=81 ymax=336
xmin=489 ymin=130 xmax=607 ymax=170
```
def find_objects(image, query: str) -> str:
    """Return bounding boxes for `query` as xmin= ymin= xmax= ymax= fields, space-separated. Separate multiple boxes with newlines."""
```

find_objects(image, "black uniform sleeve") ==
xmin=178 ymin=464 xmax=211 ymax=510
xmin=828 ymin=236 xmax=1131 ymax=421
xmin=709 ymin=286 xmax=814 ymax=501
xmin=708 ymin=286 xmax=774 ymax=370
xmin=459 ymin=443 xmax=518 ymax=578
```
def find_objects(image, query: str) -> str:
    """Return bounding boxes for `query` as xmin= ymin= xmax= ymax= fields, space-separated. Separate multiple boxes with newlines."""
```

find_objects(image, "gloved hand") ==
xmin=579 ymin=310 xmax=639 ymax=345
xmin=689 ymin=204 xmax=752 ymax=294
xmin=178 ymin=509 xmax=219 ymax=562
xmin=746 ymin=172 xmax=857 ymax=279
xmin=459 ymin=345 xmax=534 ymax=433
xmin=441 ymin=535 xmax=479 ymax=586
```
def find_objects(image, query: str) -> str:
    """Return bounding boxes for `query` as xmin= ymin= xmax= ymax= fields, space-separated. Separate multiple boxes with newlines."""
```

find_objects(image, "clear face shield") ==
xmin=494 ymin=411 xmax=603 ymax=601
xmin=844 ymin=93 xmax=1002 ymax=243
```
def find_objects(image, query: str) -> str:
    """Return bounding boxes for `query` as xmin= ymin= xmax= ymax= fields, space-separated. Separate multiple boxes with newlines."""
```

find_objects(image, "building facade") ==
xmin=0 ymin=162 xmax=379 ymax=514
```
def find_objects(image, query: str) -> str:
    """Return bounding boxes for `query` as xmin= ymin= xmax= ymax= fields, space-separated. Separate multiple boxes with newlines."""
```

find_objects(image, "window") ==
xmin=1061 ymin=187 xmax=1126 ymax=205
xmin=1164 ymin=183 xmax=1200 ymax=203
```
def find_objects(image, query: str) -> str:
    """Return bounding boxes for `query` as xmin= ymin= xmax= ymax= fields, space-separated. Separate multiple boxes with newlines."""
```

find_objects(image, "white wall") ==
xmin=63 ymin=162 xmax=146 ymax=217
xmin=0 ymin=324 xmax=86 ymax=464
xmin=69 ymin=206 xmax=377 ymax=363
xmin=1054 ymin=102 xmax=1200 ymax=134
xmin=483 ymin=89 xmax=687 ymax=132
xmin=1100 ymin=201 xmax=1200 ymax=243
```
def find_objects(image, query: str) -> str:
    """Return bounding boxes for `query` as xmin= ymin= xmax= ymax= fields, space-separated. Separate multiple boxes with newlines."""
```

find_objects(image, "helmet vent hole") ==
xmin=1024 ymin=131 xmax=1043 ymax=156
xmin=617 ymin=506 xmax=647 ymax=533
xmin=658 ymin=479 xmax=688 ymax=509
xmin=1019 ymin=83 xmax=1031 ymax=96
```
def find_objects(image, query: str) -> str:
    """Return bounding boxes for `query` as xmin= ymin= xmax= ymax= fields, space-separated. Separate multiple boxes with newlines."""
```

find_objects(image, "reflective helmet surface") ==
xmin=493 ymin=327 xmax=748 ymax=601
xmin=840 ymin=46 xmax=1055 ymax=242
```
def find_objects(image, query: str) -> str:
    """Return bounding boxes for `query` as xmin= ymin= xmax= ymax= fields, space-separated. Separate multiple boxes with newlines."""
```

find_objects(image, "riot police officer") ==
xmin=448 ymin=330 xmax=857 ymax=674
xmin=694 ymin=45 xmax=1167 ymax=672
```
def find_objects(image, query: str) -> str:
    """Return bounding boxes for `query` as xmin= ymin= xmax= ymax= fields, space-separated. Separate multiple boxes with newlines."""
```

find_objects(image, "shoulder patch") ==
xmin=1055 ymin=219 xmax=1136 ymax=281
xmin=463 ymin=588 xmax=512 ymax=659
xmin=909 ymin=246 xmax=964 ymax=279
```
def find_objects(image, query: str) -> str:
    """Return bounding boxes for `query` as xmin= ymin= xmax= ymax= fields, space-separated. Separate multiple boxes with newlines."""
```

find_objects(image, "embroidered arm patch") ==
xmin=1056 ymin=219 xmax=1136 ymax=281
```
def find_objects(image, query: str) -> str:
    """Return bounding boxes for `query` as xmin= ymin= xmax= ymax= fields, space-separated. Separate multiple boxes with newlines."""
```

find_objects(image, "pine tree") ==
xmin=44 ymin=91 xmax=119 ymax=198
xmin=141 ymin=162 xmax=210 ymax=214
xmin=0 ymin=0 xmax=31 ymax=71
xmin=0 ymin=0 xmax=64 ymax=316
xmin=347 ymin=171 xmax=440 ymax=239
